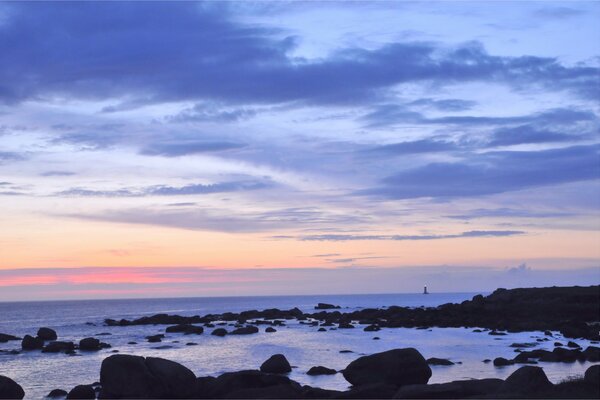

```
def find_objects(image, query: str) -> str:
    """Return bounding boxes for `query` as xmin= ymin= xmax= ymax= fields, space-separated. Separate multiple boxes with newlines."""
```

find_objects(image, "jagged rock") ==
xmin=342 ymin=348 xmax=431 ymax=387
xmin=260 ymin=354 xmax=292 ymax=374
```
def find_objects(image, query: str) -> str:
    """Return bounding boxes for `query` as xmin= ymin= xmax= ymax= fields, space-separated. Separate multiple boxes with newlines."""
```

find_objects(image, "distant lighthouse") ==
xmin=423 ymin=285 xmax=429 ymax=295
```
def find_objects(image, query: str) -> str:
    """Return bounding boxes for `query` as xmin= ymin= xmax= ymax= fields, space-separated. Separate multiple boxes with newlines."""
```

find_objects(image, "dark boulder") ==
xmin=230 ymin=326 xmax=259 ymax=335
xmin=260 ymin=354 xmax=292 ymax=374
xmin=394 ymin=378 xmax=503 ymax=399
xmin=498 ymin=366 xmax=553 ymax=396
xmin=196 ymin=370 xmax=297 ymax=399
xmin=79 ymin=338 xmax=101 ymax=351
xmin=342 ymin=348 xmax=431 ymax=387
xmin=66 ymin=385 xmax=95 ymax=399
xmin=165 ymin=324 xmax=204 ymax=335
xmin=567 ymin=341 xmax=581 ymax=348
xmin=211 ymin=328 xmax=227 ymax=337
xmin=99 ymin=354 xmax=196 ymax=399
xmin=21 ymin=334 xmax=44 ymax=350
xmin=336 ymin=383 xmax=398 ymax=399
xmin=307 ymin=366 xmax=337 ymax=376
xmin=315 ymin=303 xmax=340 ymax=310
xmin=583 ymin=346 xmax=600 ymax=362
xmin=47 ymin=388 xmax=68 ymax=398
xmin=493 ymin=357 xmax=514 ymax=366
xmin=584 ymin=365 xmax=600 ymax=387
xmin=42 ymin=341 xmax=75 ymax=353
xmin=0 ymin=375 xmax=24 ymax=399
xmin=338 ymin=323 xmax=354 ymax=329
xmin=265 ymin=327 xmax=277 ymax=333
xmin=317 ymin=328 xmax=327 ymax=332
xmin=37 ymin=327 xmax=58 ymax=341
xmin=426 ymin=358 xmax=454 ymax=366
xmin=364 ymin=325 xmax=380 ymax=332
xmin=146 ymin=334 xmax=163 ymax=343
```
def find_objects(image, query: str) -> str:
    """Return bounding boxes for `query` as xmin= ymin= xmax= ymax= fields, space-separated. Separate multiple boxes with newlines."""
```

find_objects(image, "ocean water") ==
xmin=0 ymin=293 xmax=597 ymax=399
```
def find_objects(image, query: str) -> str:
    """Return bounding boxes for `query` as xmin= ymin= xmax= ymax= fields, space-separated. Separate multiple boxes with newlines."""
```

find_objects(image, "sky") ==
xmin=0 ymin=1 xmax=599 ymax=301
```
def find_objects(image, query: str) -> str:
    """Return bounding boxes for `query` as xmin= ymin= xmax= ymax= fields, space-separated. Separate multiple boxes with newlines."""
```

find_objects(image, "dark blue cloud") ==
xmin=364 ymin=139 xmax=459 ymax=156
xmin=140 ymin=141 xmax=246 ymax=157
xmin=487 ymin=125 xmax=578 ymax=146
xmin=360 ymin=144 xmax=600 ymax=199
xmin=0 ymin=3 xmax=597 ymax=107
xmin=296 ymin=230 xmax=524 ymax=241
xmin=447 ymin=208 xmax=574 ymax=220
xmin=408 ymin=98 xmax=477 ymax=112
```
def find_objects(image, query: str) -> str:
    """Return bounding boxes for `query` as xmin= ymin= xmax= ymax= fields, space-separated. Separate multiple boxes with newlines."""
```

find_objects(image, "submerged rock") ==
xmin=315 ymin=303 xmax=341 ymax=310
xmin=426 ymin=357 xmax=454 ymax=366
xmin=342 ymin=348 xmax=432 ymax=387
xmin=260 ymin=354 xmax=292 ymax=374
xmin=165 ymin=324 xmax=204 ymax=335
xmin=0 ymin=333 xmax=20 ymax=343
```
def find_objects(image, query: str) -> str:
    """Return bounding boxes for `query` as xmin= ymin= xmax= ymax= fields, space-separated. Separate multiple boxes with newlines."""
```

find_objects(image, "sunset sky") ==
xmin=0 ymin=1 xmax=599 ymax=300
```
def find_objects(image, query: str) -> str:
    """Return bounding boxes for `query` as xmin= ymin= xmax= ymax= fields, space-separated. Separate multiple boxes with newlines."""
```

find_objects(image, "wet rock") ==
xmin=230 ymin=326 xmax=259 ymax=335
xmin=498 ymin=366 xmax=553 ymax=396
xmin=338 ymin=322 xmax=354 ymax=329
xmin=66 ymin=385 xmax=95 ymax=399
xmin=37 ymin=327 xmax=58 ymax=341
xmin=339 ymin=350 xmax=353 ymax=353
xmin=0 ymin=334 xmax=20 ymax=343
xmin=307 ymin=366 xmax=337 ymax=375
xmin=583 ymin=346 xmax=600 ymax=362
xmin=488 ymin=330 xmax=507 ymax=336
xmin=99 ymin=354 xmax=196 ymax=398
xmin=21 ymin=334 xmax=44 ymax=350
xmin=493 ymin=357 xmax=514 ymax=366
xmin=79 ymin=338 xmax=101 ymax=351
xmin=165 ymin=324 xmax=204 ymax=335
xmin=567 ymin=340 xmax=581 ymax=349
xmin=0 ymin=375 xmax=24 ymax=399
xmin=394 ymin=378 xmax=503 ymax=399
xmin=426 ymin=357 xmax=454 ymax=366
xmin=260 ymin=354 xmax=292 ymax=374
xmin=337 ymin=383 xmax=398 ymax=399
xmin=186 ymin=342 xmax=198 ymax=346
xmin=364 ymin=325 xmax=380 ymax=332
xmin=265 ymin=327 xmax=277 ymax=333
xmin=42 ymin=341 xmax=75 ymax=353
xmin=554 ymin=342 xmax=563 ymax=347
xmin=509 ymin=342 xmax=538 ymax=348
xmin=151 ymin=345 xmax=174 ymax=350
xmin=317 ymin=328 xmax=327 ymax=332
xmin=342 ymin=348 xmax=431 ymax=387
xmin=47 ymin=388 xmax=68 ymax=398
xmin=146 ymin=334 xmax=164 ymax=343
xmin=373 ymin=337 xmax=380 ymax=340
xmin=315 ymin=303 xmax=341 ymax=310
xmin=211 ymin=328 xmax=227 ymax=337
xmin=196 ymin=370 xmax=300 ymax=399
xmin=127 ymin=342 xmax=137 ymax=345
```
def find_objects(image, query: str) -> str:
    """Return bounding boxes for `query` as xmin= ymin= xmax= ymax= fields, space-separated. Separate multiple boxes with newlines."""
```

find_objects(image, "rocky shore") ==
xmin=1 ymin=348 xmax=599 ymax=399
xmin=104 ymin=285 xmax=600 ymax=340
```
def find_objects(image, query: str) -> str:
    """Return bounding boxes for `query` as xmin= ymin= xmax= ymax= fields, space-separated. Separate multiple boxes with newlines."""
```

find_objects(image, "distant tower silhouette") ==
xmin=423 ymin=285 xmax=429 ymax=295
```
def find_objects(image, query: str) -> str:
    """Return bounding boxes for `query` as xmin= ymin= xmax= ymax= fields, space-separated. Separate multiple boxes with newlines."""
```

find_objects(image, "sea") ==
xmin=0 ymin=292 xmax=597 ymax=399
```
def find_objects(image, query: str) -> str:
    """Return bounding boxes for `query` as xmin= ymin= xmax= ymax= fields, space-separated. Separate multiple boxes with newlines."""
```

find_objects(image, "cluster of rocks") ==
xmin=103 ymin=286 xmax=600 ymax=340
xmin=8 ymin=327 xmax=111 ymax=355
xmin=2 ymin=348 xmax=599 ymax=399
xmin=493 ymin=345 xmax=600 ymax=366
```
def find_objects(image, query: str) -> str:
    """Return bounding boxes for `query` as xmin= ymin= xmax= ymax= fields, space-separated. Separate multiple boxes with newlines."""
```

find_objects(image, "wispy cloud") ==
xmin=285 ymin=230 xmax=525 ymax=241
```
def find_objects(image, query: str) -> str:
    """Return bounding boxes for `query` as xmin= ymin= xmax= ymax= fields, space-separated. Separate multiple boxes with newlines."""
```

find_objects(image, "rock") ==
xmin=127 ymin=341 xmax=137 ymax=345
xmin=0 ymin=375 xmax=25 ymax=399
xmin=21 ymin=334 xmax=44 ymax=350
xmin=317 ymin=328 xmax=326 ymax=332
xmin=488 ymin=330 xmax=507 ymax=336
xmin=509 ymin=342 xmax=538 ymax=348
xmin=211 ymin=328 xmax=227 ymax=337
xmin=196 ymin=370 xmax=299 ymax=398
xmin=364 ymin=325 xmax=380 ymax=332
xmin=42 ymin=341 xmax=75 ymax=353
xmin=47 ymin=388 xmax=68 ymax=398
xmin=426 ymin=357 xmax=454 ymax=366
xmin=260 ymin=354 xmax=292 ymax=374
xmin=265 ymin=327 xmax=277 ymax=333
xmin=0 ymin=334 xmax=20 ymax=343
xmin=186 ymin=342 xmax=198 ymax=346
xmin=66 ymin=385 xmax=95 ymax=399
xmin=146 ymin=334 xmax=163 ymax=343
xmin=483 ymin=359 xmax=491 ymax=363
xmin=373 ymin=337 xmax=380 ymax=340
xmin=37 ymin=327 xmax=58 ymax=341
xmin=337 ymin=383 xmax=398 ymax=399
xmin=307 ymin=366 xmax=337 ymax=375
xmin=338 ymin=322 xmax=354 ymax=329
xmin=165 ymin=324 xmax=204 ymax=335
xmin=99 ymin=354 xmax=196 ymax=399
xmin=230 ymin=326 xmax=259 ymax=335
xmin=394 ymin=378 xmax=503 ymax=399
xmin=583 ymin=346 xmax=600 ymax=361
xmin=544 ymin=330 xmax=553 ymax=336
xmin=342 ymin=348 xmax=431 ymax=387
xmin=315 ymin=303 xmax=341 ymax=310
xmin=498 ymin=366 xmax=553 ymax=395
xmin=493 ymin=357 xmax=514 ymax=366
xmin=567 ymin=340 xmax=581 ymax=348
xmin=584 ymin=365 xmax=600 ymax=387
xmin=554 ymin=342 xmax=563 ymax=346
xmin=79 ymin=338 xmax=101 ymax=351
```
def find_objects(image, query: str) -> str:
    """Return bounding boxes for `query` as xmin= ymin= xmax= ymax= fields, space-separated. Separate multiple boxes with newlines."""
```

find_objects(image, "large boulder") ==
xmin=21 ymin=334 xmax=43 ymax=350
xmin=37 ymin=327 xmax=58 ymax=341
xmin=260 ymin=354 xmax=292 ymax=374
xmin=79 ymin=338 xmax=101 ymax=351
xmin=342 ymin=348 xmax=432 ymax=387
xmin=66 ymin=385 xmax=95 ymax=399
xmin=394 ymin=378 xmax=503 ymax=399
xmin=498 ymin=366 xmax=553 ymax=396
xmin=99 ymin=354 xmax=196 ymax=399
xmin=196 ymin=370 xmax=298 ymax=399
xmin=0 ymin=376 xmax=24 ymax=400
xmin=584 ymin=365 xmax=600 ymax=387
